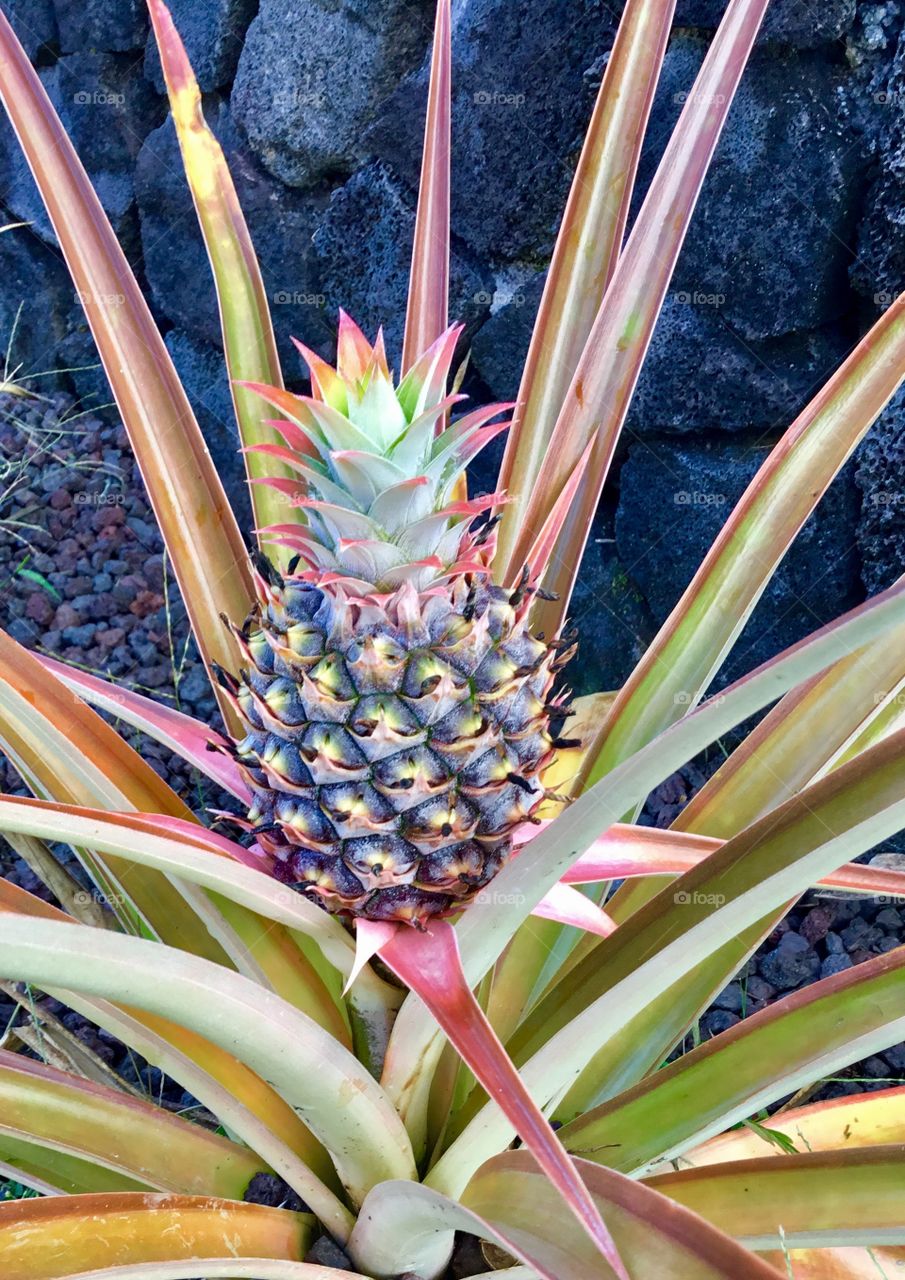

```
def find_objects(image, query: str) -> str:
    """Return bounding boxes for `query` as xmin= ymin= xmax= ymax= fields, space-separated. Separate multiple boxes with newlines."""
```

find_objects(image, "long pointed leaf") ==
xmin=0 ymin=919 xmax=418 ymax=1204
xmin=581 ymin=297 xmax=905 ymax=793
xmin=348 ymin=1153 xmax=779 ymax=1280
xmin=0 ymin=880 xmax=350 ymax=1237
xmin=500 ymin=0 xmax=769 ymax=616
xmin=648 ymin=1148 xmax=905 ymax=1250
xmin=0 ymin=1136 xmax=147 ymax=1195
xmin=0 ymin=1194 xmax=314 ymax=1279
xmin=376 ymin=921 xmax=628 ymax=1279
xmin=0 ymin=1049 xmax=267 ymax=1197
xmin=495 ymin=0 xmax=676 ymax=571
xmin=39 ymin=655 xmax=248 ymax=802
xmin=0 ymin=630 xmax=233 ymax=962
xmin=687 ymin=1087 xmax=905 ymax=1167
xmin=0 ymin=10 xmax=253 ymax=727
xmin=572 ymin=618 xmax=905 ymax=1107
xmin=147 ymin=0 xmax=301 ymax=556
xmin=560 ymin=946 xmax=905 ymax=1176
xmin=675 ymin=625 xmax=905 ymax=836
xmin=401 ymin=0 xmax=451 ymax=376
xmin=429 ymin=724 xmax=905 ymax=1195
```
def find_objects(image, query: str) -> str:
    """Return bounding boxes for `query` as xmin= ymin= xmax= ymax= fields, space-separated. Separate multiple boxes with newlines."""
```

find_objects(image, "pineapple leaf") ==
xmin=147 ymin=0 xmax=302 ymax=560
xmin=402 ymin=0 xmax=451 ymax=377
xmin=496 ymin=0 xmax=677 ymax=572
xmin=0 ymin=6 xmax=253 ymax=732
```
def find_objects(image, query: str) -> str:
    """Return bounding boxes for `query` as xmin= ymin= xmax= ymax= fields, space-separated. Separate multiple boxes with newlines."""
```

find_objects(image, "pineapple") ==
xmin=215 ymin=312 xmax=575 ymax=927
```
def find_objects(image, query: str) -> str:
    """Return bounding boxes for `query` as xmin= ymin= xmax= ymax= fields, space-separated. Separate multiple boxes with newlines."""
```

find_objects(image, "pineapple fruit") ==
xmin=216 ymin=313 xmax=575 ymax=927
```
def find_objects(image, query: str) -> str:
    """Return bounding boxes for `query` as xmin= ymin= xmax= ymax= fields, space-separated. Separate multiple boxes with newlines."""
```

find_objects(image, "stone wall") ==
xmin=0 ymin=0 xmax=903 ymax=695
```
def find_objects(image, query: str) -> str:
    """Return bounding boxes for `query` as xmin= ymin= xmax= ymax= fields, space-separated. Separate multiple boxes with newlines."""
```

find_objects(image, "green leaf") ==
xmin=0 ymin=918 xmax=417 ymax=1205
xmin=148 ymin=0 xmax=301 ymax=560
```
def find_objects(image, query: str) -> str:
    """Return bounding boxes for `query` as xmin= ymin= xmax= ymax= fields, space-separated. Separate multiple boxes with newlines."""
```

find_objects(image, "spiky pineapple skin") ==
xmin=227 ymin=574 xmax=570 ymax=926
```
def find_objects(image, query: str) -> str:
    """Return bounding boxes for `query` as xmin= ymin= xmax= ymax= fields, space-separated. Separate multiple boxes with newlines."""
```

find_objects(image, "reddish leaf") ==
xmin=377 ymin=920 xmax=630 ymax=1279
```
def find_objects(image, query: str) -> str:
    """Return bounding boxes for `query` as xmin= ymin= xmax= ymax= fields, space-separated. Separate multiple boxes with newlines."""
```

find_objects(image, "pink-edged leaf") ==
xmin=337 ymin=310 xmax=374 ymax=382
xmin=0 ymin=9 xmax=254 ymax=731
xmin=38 ymin=656 xmax=249 ymax=803
xmin=509 ymin=432 xmax=597 ymax=589
xmin=402 ymin=0 xmax=451 ymax=377
xmin=502 ymin=0 xmax=770 ymax=624
xmin=532 ymin=883 xmax=617 ymax=938
xmin=397 ymin=325 xmax=464 ymax=421
xmin=495 ymin=0 xmax=677 ymax=575
xmin=291 ymin=337 xmax=348 ymax=410
xmin=147 ymin=0 xmax=299 ymax=550
xmin=519 ymin=820 xmax=905 ymax=900
xmin=378 ymin=920 xmax=629 ymax=1280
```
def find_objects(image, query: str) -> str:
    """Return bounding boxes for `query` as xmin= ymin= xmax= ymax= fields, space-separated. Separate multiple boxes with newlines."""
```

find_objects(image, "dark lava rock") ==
xmin=628 ymin=298 xmax=852 ymax=435
xmin=566 ymin=517 xmax=656 ymax=698
xmin=675 ymin=0 xmax=856 ymax=46
xmin=713 ymin=982 xmax=744 ymax=1013
xmin=855 ymin=386 xmax=905 ymax=594
xmin=232 ymin=0 xmax=434 ymax=189
xmin=759 ymin=932 xmax=820 ymax=990
xmin=800 ymin=905 xmax=836 ymax=946
xmin=0 ymin=52 xmax=162 ymax=252
xmin=0 ymin=225 xmax=77 ymax=383
xmin=701 ymin=1009 xmax=741 ymax=1038
xmin=54 ymin=0 xmax=148 ymax=53
xmin=614 ymin=435 xmax=862 ymax=683
xmin=164 ymin=330 xmax=252 ymax=530
xmin=850 ymin=19 xmax=905 ymax=303
xmin=885 ymin=1042 xmax=905 ymax=1071
xmin=635 ymin=39 xmax=868 ymax=340
xmin=244 ymin=1171 xmax=307 ymax=1213
xmin=4 ymin=0 xmax=57 ymax=60
xmin=311 ymin=162 xmax=493 ymax=369
xmin=469 ymin=272 xmax=546 ymax=400
xmin=135 ymin=104 xmax=330 ymax=366
xmin=145 ymin=0 xmax=258 ymax=93
xmin=821 ymin=953 xmax=854 ymax=979
xmin=364 ymin=0 xmax=617 ymax=261
xmin=304 ymin=1234 xmax=354 ymax=1270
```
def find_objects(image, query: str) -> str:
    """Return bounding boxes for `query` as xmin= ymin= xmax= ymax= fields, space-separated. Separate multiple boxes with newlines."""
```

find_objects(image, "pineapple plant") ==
xmin=219 ymin=319 xmax=572 ymax=926
xmin=1 ymin=0 xmax=905 ymax=1278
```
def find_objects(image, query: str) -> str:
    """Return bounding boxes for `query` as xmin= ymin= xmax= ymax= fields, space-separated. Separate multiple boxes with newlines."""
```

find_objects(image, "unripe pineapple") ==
xmin=216 ymin=313 xmax=574 ymax=927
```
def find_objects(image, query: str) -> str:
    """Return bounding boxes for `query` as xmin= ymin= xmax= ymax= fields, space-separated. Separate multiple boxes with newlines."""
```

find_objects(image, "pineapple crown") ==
xmin=242 ymin=312 xmax=512 ymax=596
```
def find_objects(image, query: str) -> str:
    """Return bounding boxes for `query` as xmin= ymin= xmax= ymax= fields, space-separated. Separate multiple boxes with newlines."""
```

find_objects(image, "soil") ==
xmin=1 ymin=391 xmax=904 ymax=1271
